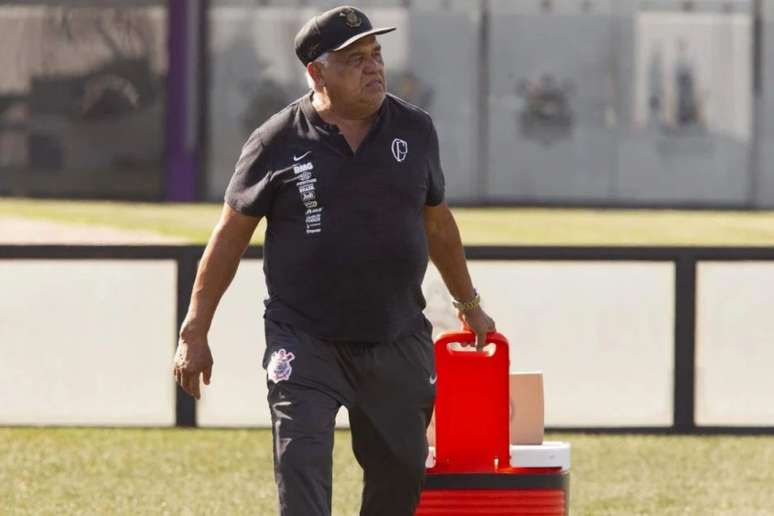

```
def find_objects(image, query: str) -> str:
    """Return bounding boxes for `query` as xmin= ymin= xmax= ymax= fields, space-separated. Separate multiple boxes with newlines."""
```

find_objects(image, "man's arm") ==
xmin=423 ymin=201 xmax=495 ymax=349
xmin=173 ymin=203 xmax=261 ymax=399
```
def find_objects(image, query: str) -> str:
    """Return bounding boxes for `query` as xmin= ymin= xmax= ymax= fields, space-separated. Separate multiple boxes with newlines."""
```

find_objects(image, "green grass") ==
xmin=0 ymin=199 xmax=237 ymax=244
xmin=6 ymin=198 xmax=774 ymax=245
xmin=1 ymin=428 xmax=773 ymax=515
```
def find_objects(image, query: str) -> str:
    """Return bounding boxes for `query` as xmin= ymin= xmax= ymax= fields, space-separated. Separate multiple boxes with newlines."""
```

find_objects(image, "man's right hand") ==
xmin=171 ymin=204 xmax=258 ymax=400
xmin=173 ymin=330 xmax=214 ymax=400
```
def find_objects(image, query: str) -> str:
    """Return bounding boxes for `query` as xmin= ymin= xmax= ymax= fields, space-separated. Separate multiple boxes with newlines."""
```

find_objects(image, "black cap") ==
xmin=294 ymin=6 xmax=396 ymax=65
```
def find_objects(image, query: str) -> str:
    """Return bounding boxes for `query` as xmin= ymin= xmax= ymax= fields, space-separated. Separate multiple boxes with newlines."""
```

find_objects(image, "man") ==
xmin=173 ymin=6 xmax=496 ymax=516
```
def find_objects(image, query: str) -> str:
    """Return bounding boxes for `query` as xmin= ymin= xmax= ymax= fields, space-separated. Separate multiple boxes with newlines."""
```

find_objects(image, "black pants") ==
xmin=263 ymin=318 xmax=436 ymax=516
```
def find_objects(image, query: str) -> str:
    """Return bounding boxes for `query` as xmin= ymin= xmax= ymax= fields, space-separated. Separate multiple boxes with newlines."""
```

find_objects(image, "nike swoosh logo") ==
xmin=293 ymin=151 xmax=311 ymax=161
xmin=429 ymin=375 xmax=437 ymax=385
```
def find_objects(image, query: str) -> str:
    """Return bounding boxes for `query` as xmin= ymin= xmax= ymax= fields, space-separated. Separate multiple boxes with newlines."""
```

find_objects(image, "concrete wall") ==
xmin=756 ymin=1 xmax=774 ymax=205
xmin=486 ymin=0 xmax=754 ymax=206
xmin=0 ymin=5 xmax=168 ymax=199
xmin=204 ymin=0 xmax=774 ymax=208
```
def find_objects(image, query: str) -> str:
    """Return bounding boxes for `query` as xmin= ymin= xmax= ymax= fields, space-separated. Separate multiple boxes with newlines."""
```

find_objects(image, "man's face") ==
xmin=321 ymin=36 xmax=385 ymax=115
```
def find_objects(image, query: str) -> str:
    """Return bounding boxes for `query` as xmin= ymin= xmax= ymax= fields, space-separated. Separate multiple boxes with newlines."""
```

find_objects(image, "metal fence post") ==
xmin=673 ymin=255 xmax=697 ymax=433
xmin=175 ymin=247 xmax=200 ymax=427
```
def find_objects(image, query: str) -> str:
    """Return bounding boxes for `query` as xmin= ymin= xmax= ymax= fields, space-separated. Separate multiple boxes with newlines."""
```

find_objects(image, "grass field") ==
xmin=3 ymin=199 xmax=774 ymax=515
xmin=2 ymin=428 xmax=773 ymax=515
xmin=6 ymin=198 xmax=774 ymax=245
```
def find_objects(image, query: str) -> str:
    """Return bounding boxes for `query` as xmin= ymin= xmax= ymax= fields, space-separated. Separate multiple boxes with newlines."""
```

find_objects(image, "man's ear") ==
xmin=307 ymin=62 xmax=325 ymax=88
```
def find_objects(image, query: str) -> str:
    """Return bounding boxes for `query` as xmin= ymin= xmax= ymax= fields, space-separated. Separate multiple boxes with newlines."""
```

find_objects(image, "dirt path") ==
xmin=0 ymin=217 xmax=185 ymax=244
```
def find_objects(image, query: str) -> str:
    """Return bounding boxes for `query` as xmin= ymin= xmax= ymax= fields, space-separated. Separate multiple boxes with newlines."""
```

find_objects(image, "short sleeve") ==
xmin=224 ymin=129 xmax=274 ymax=218
xmin=425 ymin=122 xmax=446 ymax=206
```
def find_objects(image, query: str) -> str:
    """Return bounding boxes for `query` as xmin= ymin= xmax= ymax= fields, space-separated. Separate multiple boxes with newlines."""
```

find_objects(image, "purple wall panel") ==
xmin=166 ymin=0 xmax=203 ymax=201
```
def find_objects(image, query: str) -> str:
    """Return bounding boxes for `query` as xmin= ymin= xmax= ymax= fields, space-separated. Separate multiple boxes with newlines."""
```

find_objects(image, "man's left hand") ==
xmin=459 ymin=306 xmax=496 ymax=350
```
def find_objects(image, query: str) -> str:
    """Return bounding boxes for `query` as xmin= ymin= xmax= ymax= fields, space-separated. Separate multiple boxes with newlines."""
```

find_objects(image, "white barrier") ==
xmin=198 ymin=260 xmax=674 ymax=428
xmin=2 ymin=255 xmax=773 ymax=428
xmin=426 ymin=262 xmax=674 ymax=427
xmin=0 ymin=260 xmax=177 ymax=426
xmin=196 ymin=260 xmax=350 ymax=428
xmin=696 ymin=262 xmax=774 ymax=425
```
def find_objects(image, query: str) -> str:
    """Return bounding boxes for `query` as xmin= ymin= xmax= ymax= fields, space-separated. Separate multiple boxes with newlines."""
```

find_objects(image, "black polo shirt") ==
xmin=225 ymin=91 xmax=445 ymax=342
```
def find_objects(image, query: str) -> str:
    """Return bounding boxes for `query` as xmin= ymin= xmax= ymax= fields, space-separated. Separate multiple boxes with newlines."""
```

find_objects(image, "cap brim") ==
xmin=332 ymin=26 xmax=396 ymax=52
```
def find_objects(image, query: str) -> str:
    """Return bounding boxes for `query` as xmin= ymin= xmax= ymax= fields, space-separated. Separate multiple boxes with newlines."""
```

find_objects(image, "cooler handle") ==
xmin=434 ymin=330 xmax=509 ymax=358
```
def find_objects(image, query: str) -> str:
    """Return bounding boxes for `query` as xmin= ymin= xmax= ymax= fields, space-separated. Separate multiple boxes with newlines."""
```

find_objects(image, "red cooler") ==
xmin=416 ymin=331 xmax=571 ymax=516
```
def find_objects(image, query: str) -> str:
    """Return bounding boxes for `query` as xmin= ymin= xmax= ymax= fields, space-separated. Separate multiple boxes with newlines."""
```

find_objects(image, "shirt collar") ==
xmin=300 ymin=90 xmax=389 ymax=134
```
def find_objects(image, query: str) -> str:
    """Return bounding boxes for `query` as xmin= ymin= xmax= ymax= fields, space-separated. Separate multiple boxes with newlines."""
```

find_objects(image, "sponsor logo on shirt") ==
xmin=293 ymin=162 xmax=314 ymax=174
xmin=305 ymin=207 xmax=323 ymax=233
xmin=292 ymin=159 xmax=323 ymax=235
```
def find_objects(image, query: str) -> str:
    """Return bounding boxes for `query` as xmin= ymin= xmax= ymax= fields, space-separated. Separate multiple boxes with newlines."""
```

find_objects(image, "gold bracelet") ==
xmin=452 ymin=289 xmax=480 ymax=312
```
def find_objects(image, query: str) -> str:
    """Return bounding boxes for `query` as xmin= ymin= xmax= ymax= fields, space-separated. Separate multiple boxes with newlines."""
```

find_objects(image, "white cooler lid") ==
xmin=511 ymin=441 xmax=571 ymax=471
xmin=426 ymin=441 xmax=571 ymax=471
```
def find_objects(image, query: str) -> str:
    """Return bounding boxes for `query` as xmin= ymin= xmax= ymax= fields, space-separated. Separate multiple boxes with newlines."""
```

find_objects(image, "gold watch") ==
xmin=452 ymin=289 xmax=480 ymax=312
